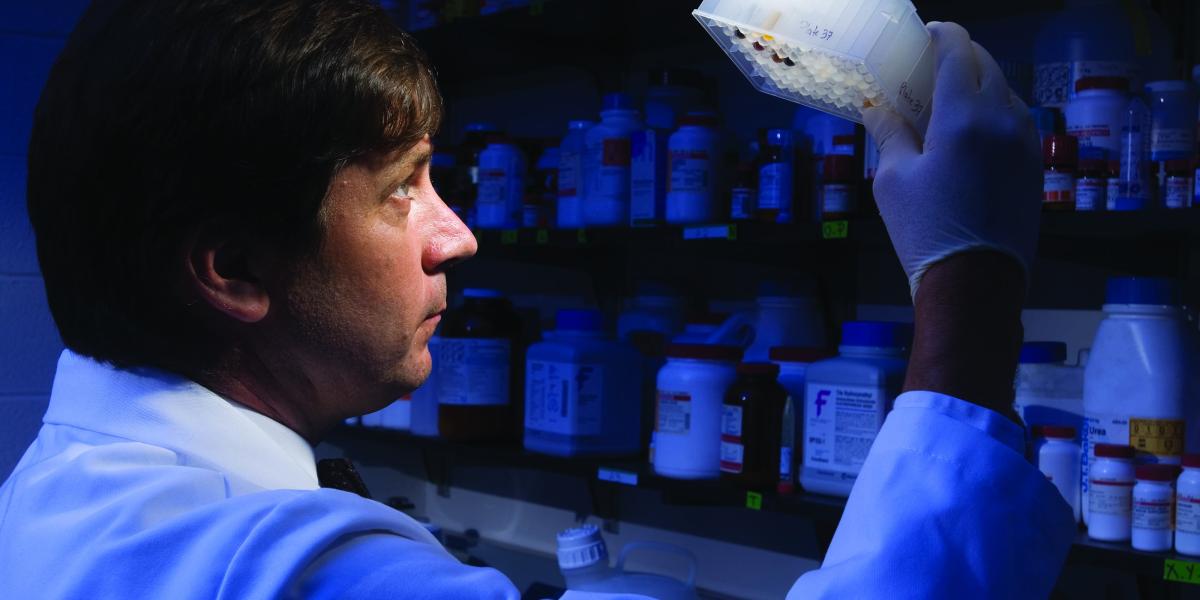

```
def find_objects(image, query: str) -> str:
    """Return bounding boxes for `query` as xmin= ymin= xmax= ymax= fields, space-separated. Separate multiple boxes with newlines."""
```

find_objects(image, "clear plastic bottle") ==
xmin=584 ymin=93 xmax=642 ymax=227
xmin=557 ymin=120 xmax=594 ymax=229
xmin=1114 ymin=97 xmax=1152 ymax=211
xmin=1176 ymin=455 xmax=1200 ymax=556
xmin=666 ymin=112 xmax=722 ymax=225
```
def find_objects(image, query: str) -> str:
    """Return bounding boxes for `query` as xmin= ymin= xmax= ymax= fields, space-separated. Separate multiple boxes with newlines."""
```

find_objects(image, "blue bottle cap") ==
xmin=1019 ymin=342 xmax=1068 ymax=364
xmin=463 ymin=288 xmax=505 ymax=299
xmin=556 ymin=309 xmax=604 ymax=332
xmin=840 ymin=321 xmax=912 ymax=349
xmin=602 ymin=93 xmax=636 ymax=112
xmin=1105 ymin=277 xmax=1177 ymax=306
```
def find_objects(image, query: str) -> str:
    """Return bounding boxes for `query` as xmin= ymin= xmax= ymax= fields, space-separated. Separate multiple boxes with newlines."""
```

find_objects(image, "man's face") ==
xmin=264 ymin=136 xmax=476 ymax=418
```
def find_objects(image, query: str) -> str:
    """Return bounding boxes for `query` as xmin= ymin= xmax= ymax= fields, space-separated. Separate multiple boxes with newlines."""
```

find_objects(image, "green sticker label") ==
xmin=822 ymin=220 xmax=849 ymax=240
xmin=726 ymin=224 xmax=738 ymax=240
xmin=535 ymin=229 xmax=550 ymax=245
xmin=746 ymin=491 xmax=763 ymax=510
xmin=500 ymin=229 xmax=519 ymax=245
xmin=1165 ymin=559 xmax=1200 ymax=584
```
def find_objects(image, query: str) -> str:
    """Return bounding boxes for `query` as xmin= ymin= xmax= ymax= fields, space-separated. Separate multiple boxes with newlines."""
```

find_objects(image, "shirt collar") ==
xmin=43 ymin=350 xmax=320 ymax=493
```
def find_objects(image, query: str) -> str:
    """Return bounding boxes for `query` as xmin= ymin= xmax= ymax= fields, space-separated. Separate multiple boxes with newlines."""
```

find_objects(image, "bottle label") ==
xmin=1043 ymin=171 xmax=1075 ymax=205
xmin=1075 ymin=178 xmax=1105 ymax=211
xmin=669 ymin=148 xmax=713 ymax=195
xmin=1089 ymin=479 xmax=1133 ymax=516
xmin=757 ymin=162 xmax=792 ymax=211
xmin=656 ymin=391 xmax=692 ymax=434
xmin=602 ymin=138 xmax=631 ymax=167
xmin=720 ymin=440 xmax=745 ymax=474
xmin=720 ymin=403 xmax=744 ymax=474
xmin=1178 ymin=494 xmax=1200 ymax=534
xmin=1083 ymin=412 xmax=1185 ymax=516
xmin=721 ymin=404 xmax=743 ymax=437
xmin=779 ymin=446 xmax=793 ymax=479
xmin=588 ymin=139 xmax=632 ymax=209
xmin=1034 ymin=60 xmax=1137 ymax=107
xmin=803 ymin=384 xmax=885 ymax=475
xmin=525 ymin=361 xmax=604 ymax=435
xmin=1133 ymin=493 xmax=1173 ymax=530
xmin=558 ymin=149 xmax=581 ymax=197
xmin=436 ymin=339 xmax=511 ymax=406
xmin=822 ymin=183 xmax=854 ymax=214
xmin=730 ymin=187 xmax=756 ymax=220
xmin=1166 ymin=177 xmax=1192 ymax=209
xmin=1152 ymin=128 xmax=1195 ymax=157
xmin=630 ymin=130 xmax=666 ymax=222
xmin=1129 ymin=418 xmax=1185 ymax=457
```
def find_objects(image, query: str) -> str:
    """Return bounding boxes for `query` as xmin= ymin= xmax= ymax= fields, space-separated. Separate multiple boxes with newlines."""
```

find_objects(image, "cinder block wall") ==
xmin=0 ymin=1 xmax=89 ymax=478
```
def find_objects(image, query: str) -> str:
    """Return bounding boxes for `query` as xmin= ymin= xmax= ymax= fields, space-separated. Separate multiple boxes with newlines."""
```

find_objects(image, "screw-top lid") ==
xmin=1043 ymin=134 xmax=1079 ymax=167
xmin=556 ymin=524 xmax=608 ymax=570
xmin=568 ymin=120 xmax=595 ymax=131
xmin=769 ymin=347 xmax=833 ymax=363
xmin=556 ymin=309 xmax=604 ymax=332
xmin=1105 ymin=277 xmax=1178 ymax=306
xmin=841 ymin=321 xmax=912 ymax=349
xmin=1182 ymin=454 xmax=1200 ymax=469
xmin=1075 ymin=77 xmax=1129 ymax=93
xmin=1094 ymin=443 xmax=1135 ymax=459
xmin=602 ymin=93 xmax=637 ymax=112
xmin=1039 ymin=425 xmax=1077 ymax=440
xmin=666 ymin=343 xmax=743 ymax=361
xmin=678 ymin=111 xmax=719 ymax=128
xmin=463 ymin=288 xmax=504 ymax=299
xmin=737 ymin=362 xmax=780 ymax=377
xmin=765 ymin=128 xmax=794 ymax=147
xmin=1145 ymin=80 xmax=1192 ymax=93
xmin=1135 ymin=464 xmax=1181 ymax=482
xmin=1019 ymin=341 xmax=1068 ymax=364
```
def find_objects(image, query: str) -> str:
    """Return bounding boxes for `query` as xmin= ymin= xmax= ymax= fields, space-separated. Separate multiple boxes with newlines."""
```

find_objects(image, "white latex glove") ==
xmin=863 ymin=22 xmax=1042 ymax=301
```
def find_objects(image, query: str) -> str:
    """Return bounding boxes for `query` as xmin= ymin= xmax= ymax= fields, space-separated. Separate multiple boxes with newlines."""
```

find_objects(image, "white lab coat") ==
xmin=0 ymin=351 xmax=1074 ymax=599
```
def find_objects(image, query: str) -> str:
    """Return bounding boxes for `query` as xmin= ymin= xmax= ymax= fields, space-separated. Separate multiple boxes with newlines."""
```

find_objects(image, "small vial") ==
xmin=730 ymin=161 xmax=757 ymax=222
xmin=1114 ymin=98 xmax=1152 ymax=211
xmin=821 ymin=154 xmax=857 ymax=220
xmin=1164 ymin=159 xmax=1193 ymax=209
xmin=778 ymin=394 xmax=795 ymax=495
xmin=1042 ymin=134 xmax=1078 ymax=211
xmin=1105 ymin=160 xmax=1121 ymax=211
xmin=1075 ymin=159 xmax=1108 ymax=212
xmin=1088 ymin=443 xmax=1135 ymax=542
xmin=757 ymin=129 xmax=795 ymax=224
xmin=1132 ymin=464 xmax=1181 ymax=552
xmin=1038 ymin=426 xmax=1081 ymax=523
xmin=1176 ymin=454 xmax=1200 ymax=556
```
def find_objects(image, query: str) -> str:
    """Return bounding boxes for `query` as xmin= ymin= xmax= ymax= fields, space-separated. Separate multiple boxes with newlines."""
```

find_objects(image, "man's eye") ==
xmin=392 ymin=183 xmax=413 ymax=198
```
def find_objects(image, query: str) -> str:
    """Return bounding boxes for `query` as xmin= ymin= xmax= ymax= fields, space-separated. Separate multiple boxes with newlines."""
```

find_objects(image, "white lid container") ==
xmin=653 ymin=344 xmax=743 ymax=479
xmin=1176 ymin=455 xmax=1200 ymax=556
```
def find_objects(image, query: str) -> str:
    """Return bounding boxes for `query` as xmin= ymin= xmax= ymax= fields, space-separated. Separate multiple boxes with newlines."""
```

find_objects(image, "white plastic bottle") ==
xmin=557 ymin=120 xmax=594 ymax=229
xmin=584 ymin=93 xmax=642 ymax=227
xmin=1038 ymin=426 xmax=1081 ymax=523
xmin=801 ymin=321 xmax=910 ymax=498
xmin=524 ymin=309 xmax=642 ymax=457
xmin=617 ymin=284 xmax=685 ymax=341
xmin=1132 ymin=463 xmax=1179 ymax=552
xmin=653 ymin=344 xmax=742 ymax=479
xmin=1082 ymin=277 xmax=1198 ymax=524
xmin=1063 ymin=77 xmax=1129 ymax=159
xmin=476 ymin=139 xmax=526 ymax=229
xmin=1014 ymin=341 xmax=1084 ymax=448
xmin=556 ymin=525 xmax=699 ymax=600
xmin=665 ymin=112 xmax=721 ymax=225
xmin=1176 ymin=455 xmax=1200 ymax=556
xmin=743 ymin=282 xmax=826 ymax=362
xmin=1088 ymin=443 xmax=1135 ymax=542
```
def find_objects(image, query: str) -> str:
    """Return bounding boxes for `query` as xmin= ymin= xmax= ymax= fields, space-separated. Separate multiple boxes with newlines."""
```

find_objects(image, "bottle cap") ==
xmin=1075 ymin=77 xmax=1129 ymax=93
xmin=1019 ymin=342 xmax=1067 ymax=364
xmin=1043 ymin=134 xmax=1079 ymax=167
xmin=736 ymin=362 xmax=780 ymax=376
xmin=666 ymin=343 xmax=743 ymax=361
xmin=841 ymin=321 xmax=912 ymax=349
xmin=1094 ymin=443 xmax=1135 ymax=459
xmin=556 ymin=524 xmax=608 ymax=570
xmin=602 ymin=92 xmax=637 ymax=112
xmin=463 ymin=288 xmax=505 ymax=299
xmin=1165 ymin=158 xmax=1193 ymax=173
xmin=556 ymin=309 xmax=604 ymax=332
xmin=1182 ymin=454 xmax=1200 ymax=469
xmin=769 ymin=347 xmax=833 ymax=363
xmin=1105 ymin=277 xmax=1178 ymax=306
xmin=1135 ymin=464 xmax=1181 ymax=482
xmin=1039 ymin=425 xmax=1076 ymax=440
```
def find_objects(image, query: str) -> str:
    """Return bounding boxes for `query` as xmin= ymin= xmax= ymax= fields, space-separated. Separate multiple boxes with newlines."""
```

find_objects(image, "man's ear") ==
xmin=183 ymin=223 xmax=270 ymax=323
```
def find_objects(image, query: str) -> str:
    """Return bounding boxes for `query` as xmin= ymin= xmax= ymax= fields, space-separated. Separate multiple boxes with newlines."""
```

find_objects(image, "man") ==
xmin=0 ymin=1 xmax=1074 ymax=598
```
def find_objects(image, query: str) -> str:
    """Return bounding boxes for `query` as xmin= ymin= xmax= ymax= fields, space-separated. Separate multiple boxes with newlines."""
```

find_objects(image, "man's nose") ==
xmin=422 ymin=190 xmax=477 ymax=273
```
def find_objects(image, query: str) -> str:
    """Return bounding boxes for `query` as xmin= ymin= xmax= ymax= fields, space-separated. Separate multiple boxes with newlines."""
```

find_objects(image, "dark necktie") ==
xmin=316 ymin=458 xmax=372 ymax=498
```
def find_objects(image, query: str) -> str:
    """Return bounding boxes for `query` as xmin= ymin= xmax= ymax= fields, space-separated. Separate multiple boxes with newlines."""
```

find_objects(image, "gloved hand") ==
xmin=863 ymin=22 xmax=1042 ymax=301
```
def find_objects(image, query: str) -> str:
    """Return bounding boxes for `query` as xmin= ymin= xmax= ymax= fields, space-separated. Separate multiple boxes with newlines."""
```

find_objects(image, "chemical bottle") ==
xmin=556 ymin=525 xmax=699 ymax=600
xmin=1132 ymin=464 xmax=1180 ymax=552
xmin=666 ymin=112 xmax=722 ymax=225
xmin=756 ymin=129 xmax=794 ymax=224
xmin=1176 ymin=455 xmax=1200 ymax=556
xmin=1105 ymin=159 xmax=1122 ymax=210
xmin=458 ymin=122 xmax=499 ymax=205
xmin=1165 ymin=159 xmax=1194 ymax=209
xmin=821 ymin=154 xmax=856 ymax=220
xmin=1038 ymin=426 xmax=1082 ymax=524
xmin=654 ymin=344 xmax=743 ymax=479
xmin=631 ymin=69 xmax=705 ymax=227
xmin=1088 ymin=443 xmax=1136 ymax=542
xmin=436 ymin=289 xmax=524 ymax=442
xmin=558 ymin=120 xmax=594 ymax=229
xmin=720 ymin=363 xmax=787 ymax=489
xmin=1075 ymin=156 xmax=1108 ymax=212
xmin=476 ymin=138 xmax=527 ymax=229
xmin=524 ymin=309 xmax=642 ymax=457
xmin=729 ymin=161 xmax=757 ymax=222
xmin=802 ymin=321 xmax=911 ymax=498
xmin=525 ymin=144 xmax=558 ymax=228
xmin=1082 ymin=277 xmax=1199 ymax=525
xmin=1064 ymin=77 xmax=1129 ymax=159
xmin=584 ymin=93 xmax=642 ymax=227
xmin=1043 ymin=134 xmax=1078 ymax=211
xmin=771 ymin=346 xmax=835 ymax=494
xmin=1146 ymin=81 xmax=1197 ymax=163
xmin=1014 ymin=341 xmax=1084 ymax=438
xmin=778 ymin=394 xmax=796 ymax=494
xmin=743 ymin=281 xmax=825 ymax=362
xmin=1114 ymin=97 xmax=1152 ymax=211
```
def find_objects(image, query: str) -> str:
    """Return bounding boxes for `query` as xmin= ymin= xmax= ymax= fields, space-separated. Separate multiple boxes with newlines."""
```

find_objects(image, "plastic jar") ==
xmin=1075 ymin=158 xmax=1108 ymax=212
xmin=1082 ymin=277 xmax=1197 ymax=524
xmin=720 ymin=363 xmax=787 ymax=489
xmin=1033 ymin=0 xmax=1140 ymax=108
xmin=653 ymin=344 xmax=742 ymax=479
xmin=1088 ymin=443 xmax=1135 ymax=542
xmin=584 ymin=93 xmax=642 ymax=227
xmin=1146 ymin=81 xmax=1197 ymax=162
xmin=1014 ymin=341 xmax=1084 ymax=439
xmin=1133 ymin=463 xmax=1180 ymax=552
xmin=1038 ymin=426 xmax=1082 ymax=524
xmin=436 ymin=289 xmax=524 ymax=442
xmin=771 ymin=347 xmax=833 ymax=493
xmin=1164 ymin=159 xmax=1194 ymax=210
xmin=1176 ymin=455 xmax=1200 ymax=556
xmin=524 ymin=309 xmax=642 ymax=457
xmin=820 ymin=154 xmax=856 ymax=220
xmin=1043 ymin=134 xmax=1078 ymax=211
xmin=557 ymin=120 xmax=594 ymax=229
xmin=476 ymin=139 xmax=527 ymax=229
xmin=1064 ymin=77 xmax=1129 ymax=159
xmin=756 ymin=129 xmax=795 ymax=224
xmin=666 ymin=113 xmax=721 ymax=225
xmin=801 ymin=321 xmax=911 ymax=498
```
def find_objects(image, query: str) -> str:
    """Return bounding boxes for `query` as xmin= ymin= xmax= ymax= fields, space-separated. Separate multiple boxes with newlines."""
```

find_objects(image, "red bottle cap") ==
xmin=1183 ymin=454 xmax=1200 ymax=469
xmin=1094 ymin=444 xmax=1135 ymax=459
xmin=1135 ymin=464 xmax=1181 ymax=482
xmin=1040 ymin=426 xmax=1076 ymax=440
xmin=1075 ymin=77 xmax=1129 ymax=93
xmin=823 ymin=154 xmax=855 ymax=183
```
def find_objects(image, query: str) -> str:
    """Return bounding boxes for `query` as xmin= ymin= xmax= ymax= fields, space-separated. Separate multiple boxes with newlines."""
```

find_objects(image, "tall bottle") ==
xmin=557 ymin=120 xmax=594 ymax=229
xmin=1113 ymin=97 xmax=1152 ymax=211
xmin=584 ymin=93 xmax=642 ymax=227
xmin=756 ymin=129 xmax=794 ymax=224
